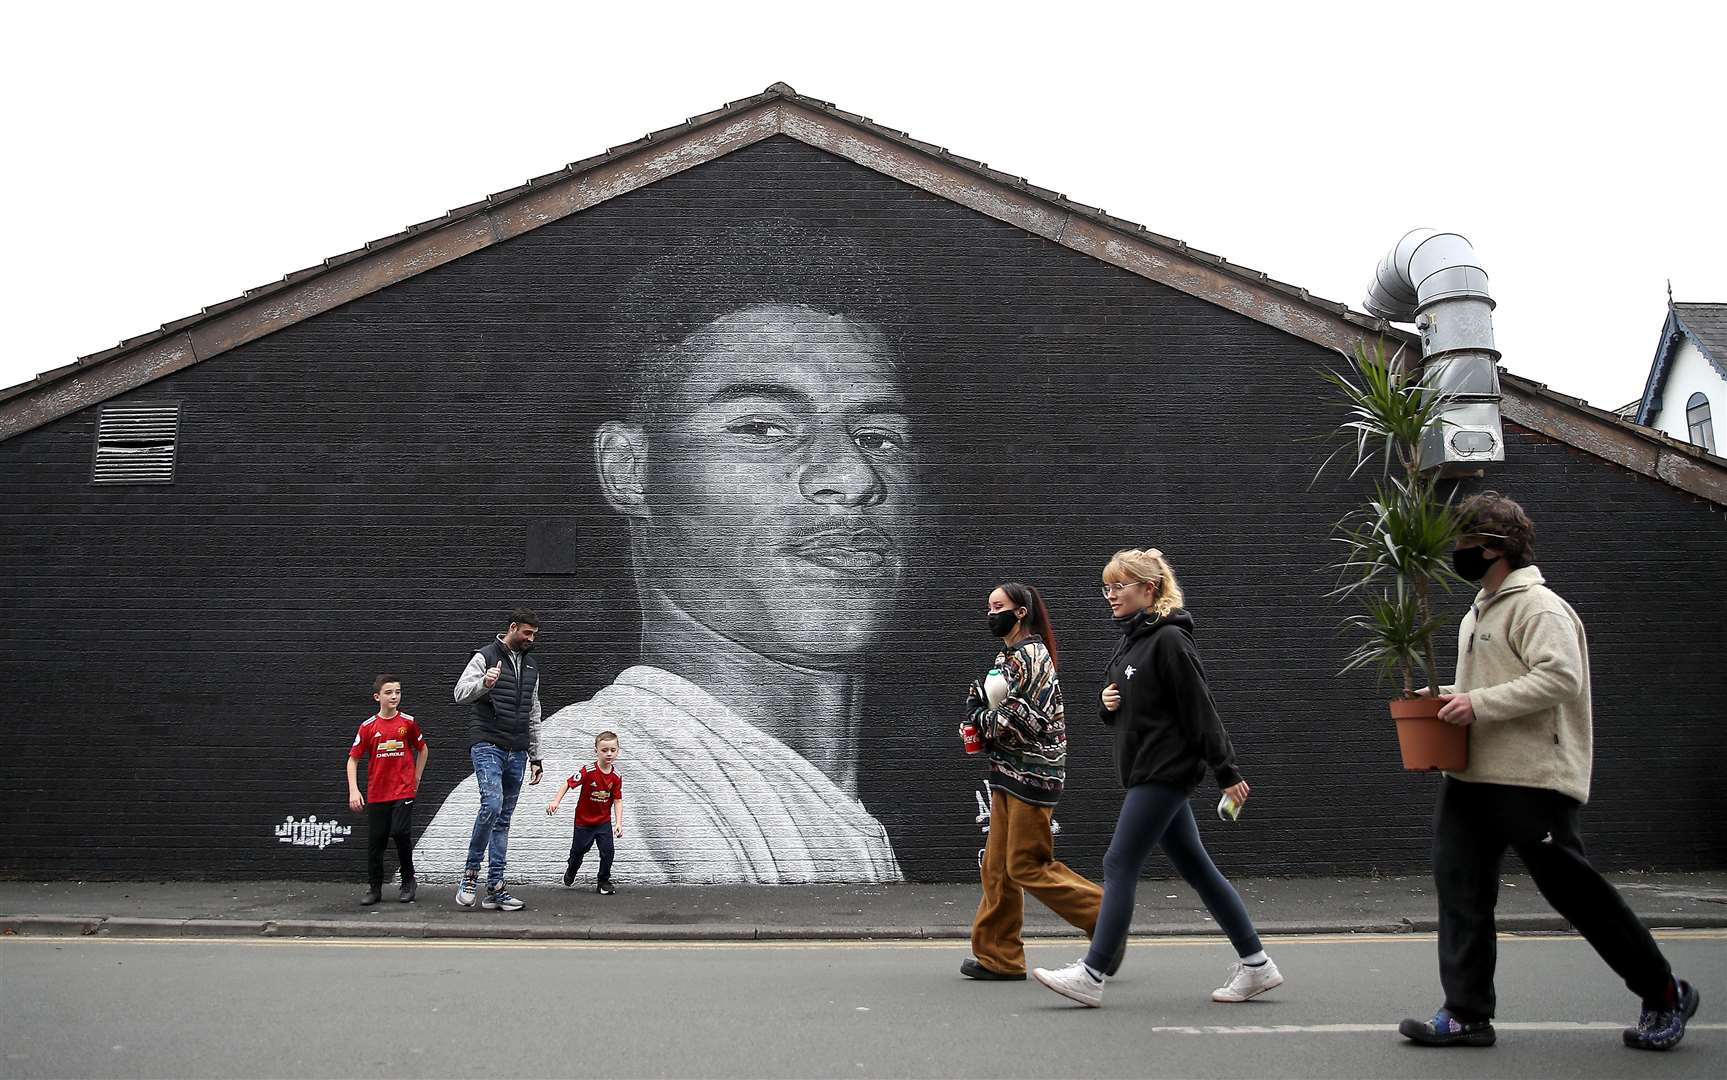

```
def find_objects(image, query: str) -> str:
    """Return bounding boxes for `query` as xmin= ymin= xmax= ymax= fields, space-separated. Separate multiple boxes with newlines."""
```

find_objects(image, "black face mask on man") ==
xmin=1452 ymin=545 xmax=1500 ymax=583
xmin=987 ymin=610 xmax=1021 ymax=638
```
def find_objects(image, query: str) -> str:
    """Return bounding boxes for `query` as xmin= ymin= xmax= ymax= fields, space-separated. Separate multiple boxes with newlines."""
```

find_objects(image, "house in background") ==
xmin=1634 ymin=301 xmax=1727 ymax=455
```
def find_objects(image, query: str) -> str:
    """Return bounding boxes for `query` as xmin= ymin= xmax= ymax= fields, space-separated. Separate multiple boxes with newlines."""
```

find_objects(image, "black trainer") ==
xmin=563 ymin=863 xmax=577 ymax=888
xmin=359 ymin=887 xmax=382 ymax=907
xmin=960 ymin=956 xmax=1025 ymax=981
xmin=1398 ymin=1008 xmax=1496 ymax=1047
xmin=398 ymin=877 xmax=417 ymax=903
xmin=596 ymin=878 xmax=616 ymax=896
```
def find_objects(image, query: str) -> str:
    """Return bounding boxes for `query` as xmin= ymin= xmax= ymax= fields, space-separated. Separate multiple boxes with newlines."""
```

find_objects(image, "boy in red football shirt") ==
xmin=347 ymin=675 xmax=429 ymax=906
xmin=545 ymin=731 xmax=624 ymax=894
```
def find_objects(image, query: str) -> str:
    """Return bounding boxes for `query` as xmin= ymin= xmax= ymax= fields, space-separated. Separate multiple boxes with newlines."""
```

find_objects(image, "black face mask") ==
xmin=987 ymin=610 xmax=1020 ymax=638
xmin=1452 ymin=545 xmax=1500 ymax=583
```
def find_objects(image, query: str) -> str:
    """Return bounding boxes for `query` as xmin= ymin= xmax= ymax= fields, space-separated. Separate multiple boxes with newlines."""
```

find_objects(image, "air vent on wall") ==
xmin=91 ymin=401 xmax=181 ymax=484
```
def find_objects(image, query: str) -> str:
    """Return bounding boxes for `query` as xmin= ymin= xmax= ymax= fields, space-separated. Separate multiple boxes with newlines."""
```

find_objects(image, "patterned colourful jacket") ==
xmin=969 ymin=635 xmax=1067 ymax=807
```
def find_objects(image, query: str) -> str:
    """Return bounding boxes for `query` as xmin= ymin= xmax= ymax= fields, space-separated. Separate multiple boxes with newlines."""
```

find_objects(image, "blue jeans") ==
xmin=1085 ymin=782 xmax=1262 ymax=973
xmin=465 ymin=743 xmax=527 ymax=887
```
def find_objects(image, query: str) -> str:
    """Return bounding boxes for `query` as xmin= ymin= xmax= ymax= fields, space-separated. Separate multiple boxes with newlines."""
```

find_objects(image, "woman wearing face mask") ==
xmin=959 ymin=582 xmax=1106 ymax=982
xmin=1033 ymin=549 xmax=1282 ymax=1008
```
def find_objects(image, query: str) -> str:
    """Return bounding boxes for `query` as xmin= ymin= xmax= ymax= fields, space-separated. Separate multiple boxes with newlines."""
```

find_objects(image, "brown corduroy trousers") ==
xmin=970 ymin=788 xmax=1103 ymax=975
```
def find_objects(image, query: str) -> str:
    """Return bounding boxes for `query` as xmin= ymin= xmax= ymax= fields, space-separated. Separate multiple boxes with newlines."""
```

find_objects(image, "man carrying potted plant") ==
xmin=1398 ymin=491 xmax=1701 ymax=1052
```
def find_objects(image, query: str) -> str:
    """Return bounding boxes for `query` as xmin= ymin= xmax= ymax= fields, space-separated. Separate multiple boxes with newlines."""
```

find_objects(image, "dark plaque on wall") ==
xmin=525 ymin=518 xmax=581 ymax=575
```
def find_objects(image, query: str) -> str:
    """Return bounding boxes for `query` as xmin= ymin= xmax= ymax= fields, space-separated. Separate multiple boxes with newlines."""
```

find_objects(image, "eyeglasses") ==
xmin=1100 ymin=582 xmax=1146 ymax=597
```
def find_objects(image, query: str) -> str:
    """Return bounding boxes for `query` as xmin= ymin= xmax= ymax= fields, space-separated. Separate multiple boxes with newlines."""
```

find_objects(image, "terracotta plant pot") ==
xmin=1389 ymin=696 xmax=1468 ymax=772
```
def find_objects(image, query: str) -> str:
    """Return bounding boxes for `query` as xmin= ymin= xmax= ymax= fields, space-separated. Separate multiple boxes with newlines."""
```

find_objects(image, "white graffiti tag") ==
xmin=274 ymin=815 xmax=352 ymax=850
xmin=974 ymin=779 xmax=1062 ymax=867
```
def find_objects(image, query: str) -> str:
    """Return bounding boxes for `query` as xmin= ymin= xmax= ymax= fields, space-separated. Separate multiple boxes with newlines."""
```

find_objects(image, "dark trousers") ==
xmin=1435 ymin=777 xmax=1672 ymax=1021
xmin=569 ymin=823 xmax=615 ymax=881
xmin=1085 ymin=782 xmax=1262 ymax=973
xmin=365 ymin=798 xmax=415 ymax=888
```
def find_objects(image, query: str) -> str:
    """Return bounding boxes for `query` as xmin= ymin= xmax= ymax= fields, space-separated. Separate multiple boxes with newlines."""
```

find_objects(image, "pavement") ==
xmin=3 ymin=869 xmax=1724 ymax=941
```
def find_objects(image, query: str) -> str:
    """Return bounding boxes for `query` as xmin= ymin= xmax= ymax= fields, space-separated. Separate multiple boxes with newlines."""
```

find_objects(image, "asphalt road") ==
xmin=2 ymin=931 xmax=1722 ymax=1078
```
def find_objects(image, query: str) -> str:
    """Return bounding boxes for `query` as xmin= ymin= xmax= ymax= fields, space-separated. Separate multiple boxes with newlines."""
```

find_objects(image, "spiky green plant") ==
xmin=1317 ymin=340 xmax=1467 ymax=696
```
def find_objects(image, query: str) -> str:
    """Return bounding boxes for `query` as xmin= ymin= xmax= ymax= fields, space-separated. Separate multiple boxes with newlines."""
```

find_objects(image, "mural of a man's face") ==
xmin=597 ymin=303 xmax=918 ymax=670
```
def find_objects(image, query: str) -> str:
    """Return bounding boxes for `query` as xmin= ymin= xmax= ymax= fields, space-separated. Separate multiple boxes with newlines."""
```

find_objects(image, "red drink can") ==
xmin=961 ymin=722 xmax=983 ymax=754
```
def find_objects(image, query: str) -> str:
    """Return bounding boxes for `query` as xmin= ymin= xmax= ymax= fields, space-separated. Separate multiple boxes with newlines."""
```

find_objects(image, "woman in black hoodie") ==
xmin=1033 ymin=548 xmax=1283 ymax=1009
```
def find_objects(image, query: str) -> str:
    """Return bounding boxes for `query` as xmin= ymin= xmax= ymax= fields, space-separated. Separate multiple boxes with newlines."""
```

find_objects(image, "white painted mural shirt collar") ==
xmin=582 ymin=665 xmax=901 ymax=885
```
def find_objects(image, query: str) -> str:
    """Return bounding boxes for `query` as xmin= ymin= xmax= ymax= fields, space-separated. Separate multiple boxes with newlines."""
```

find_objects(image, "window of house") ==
xmin=91 ymin=401 xmax=181 ymax=484
xmin=1686 ymin=393 xmax=1715 ymax=454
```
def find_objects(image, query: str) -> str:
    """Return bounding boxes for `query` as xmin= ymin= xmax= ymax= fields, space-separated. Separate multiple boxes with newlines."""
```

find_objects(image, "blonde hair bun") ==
xmin=1102 ymin=547 xmax=1184 ymax=617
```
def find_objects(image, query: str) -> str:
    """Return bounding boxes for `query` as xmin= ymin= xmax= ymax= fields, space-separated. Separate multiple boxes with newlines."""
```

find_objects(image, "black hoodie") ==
xmin=1099 ymin=608 xmax=1242 ymax=792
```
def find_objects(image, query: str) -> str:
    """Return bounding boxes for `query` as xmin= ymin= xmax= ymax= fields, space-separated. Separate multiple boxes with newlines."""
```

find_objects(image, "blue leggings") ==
xmin=1085 ymin=782 xmax=1262 ymax=973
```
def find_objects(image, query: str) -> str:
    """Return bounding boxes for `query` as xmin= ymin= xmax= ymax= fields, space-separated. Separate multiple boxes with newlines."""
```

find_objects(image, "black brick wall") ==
xmin=2 ymin=136 xmax=1722 ymax=881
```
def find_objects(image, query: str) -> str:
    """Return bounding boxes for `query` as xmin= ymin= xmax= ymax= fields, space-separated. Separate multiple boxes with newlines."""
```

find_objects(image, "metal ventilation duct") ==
xmin=1365 ymin=229 xmax=1503 ymax=472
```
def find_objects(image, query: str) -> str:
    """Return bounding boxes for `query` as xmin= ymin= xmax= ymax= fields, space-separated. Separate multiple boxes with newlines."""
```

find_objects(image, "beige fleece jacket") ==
xmin=1440 ymin=565 xmax=1594 ymax=803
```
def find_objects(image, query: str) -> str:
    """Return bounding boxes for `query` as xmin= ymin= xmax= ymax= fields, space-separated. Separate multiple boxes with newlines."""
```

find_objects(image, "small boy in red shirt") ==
xmin=347 ymin=674 xmax=429 ymax=906
xmin=545 ymin=731 xmax=624 ymax=894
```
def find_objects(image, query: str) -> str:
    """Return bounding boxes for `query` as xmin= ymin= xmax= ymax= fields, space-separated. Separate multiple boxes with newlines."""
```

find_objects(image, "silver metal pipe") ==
xmin=1364 ymin=229 xmax=1504 ymax=471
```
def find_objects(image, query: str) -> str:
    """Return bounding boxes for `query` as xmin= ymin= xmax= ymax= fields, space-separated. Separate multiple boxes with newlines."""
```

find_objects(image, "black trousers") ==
xmin=365 ymin=798 xmax=415 ymax=889
xmin=569 ymin=824 xmax=615 ymax=881
xmin=1434 ymin=777 xmax=1671 ymax=1020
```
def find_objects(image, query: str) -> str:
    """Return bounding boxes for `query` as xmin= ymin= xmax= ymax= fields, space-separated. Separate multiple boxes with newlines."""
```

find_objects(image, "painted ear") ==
xmin=594 ymin=421 xmax=649 ymax=518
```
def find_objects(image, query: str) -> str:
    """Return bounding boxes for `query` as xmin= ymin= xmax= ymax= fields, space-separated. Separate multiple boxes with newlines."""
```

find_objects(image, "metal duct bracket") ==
xmin=1365 ymin=229 xmax=1503 ymax=475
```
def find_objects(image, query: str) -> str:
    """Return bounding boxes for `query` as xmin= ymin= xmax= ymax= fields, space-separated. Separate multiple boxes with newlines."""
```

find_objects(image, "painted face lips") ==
xmin=786 ymin=526 xmax=898 ymax=575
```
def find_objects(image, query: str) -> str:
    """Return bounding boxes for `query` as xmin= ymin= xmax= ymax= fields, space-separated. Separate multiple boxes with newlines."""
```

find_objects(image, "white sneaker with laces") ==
xmin=1032 ymin=959 xmax=1105 ymax=1008
xmin=1212 ymin=957 xmax=1283 ymax=1002
xmin=455 ymin=875 xmax=478 ymax=907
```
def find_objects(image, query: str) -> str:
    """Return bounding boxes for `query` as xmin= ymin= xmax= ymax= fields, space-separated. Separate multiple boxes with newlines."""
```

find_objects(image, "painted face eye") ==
xmin=852 ymin=428 xmax=907 ymax=453
xmin=724 ymin=418 xmax=793 ymax=441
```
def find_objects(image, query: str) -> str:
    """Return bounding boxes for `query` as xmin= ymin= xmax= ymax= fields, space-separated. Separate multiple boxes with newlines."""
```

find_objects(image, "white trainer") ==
xmin=455 ymin=874 xmax=478 ymax=907
xmin=1032 ymin=959 xmax=1105 ymax=1008
xmin=1212 ymin=957 xmax=1284 ymax=1002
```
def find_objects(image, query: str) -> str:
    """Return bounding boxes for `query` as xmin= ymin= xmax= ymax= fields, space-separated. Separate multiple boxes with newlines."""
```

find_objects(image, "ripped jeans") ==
xmin=465 ymin=742 xmax=527 ymax=888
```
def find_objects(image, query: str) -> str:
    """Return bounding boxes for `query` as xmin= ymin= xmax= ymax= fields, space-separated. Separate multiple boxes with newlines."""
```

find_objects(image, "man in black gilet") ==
xmin=451 ymin=608 xmax=543 ymax=910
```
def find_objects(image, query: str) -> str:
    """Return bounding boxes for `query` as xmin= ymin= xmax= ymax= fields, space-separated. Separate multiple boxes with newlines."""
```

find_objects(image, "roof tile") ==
xmin=1674 ymin=302 xmax=1727 ymax=372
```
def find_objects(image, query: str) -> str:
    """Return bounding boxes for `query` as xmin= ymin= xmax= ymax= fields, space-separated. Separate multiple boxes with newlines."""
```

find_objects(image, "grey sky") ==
xmin=2 ymin=1 xmax=1720 ymax=410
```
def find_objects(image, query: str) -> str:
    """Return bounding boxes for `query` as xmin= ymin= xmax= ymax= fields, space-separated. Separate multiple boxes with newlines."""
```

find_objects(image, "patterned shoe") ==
xmin=480 ymin=886 xmax=525 ymax=911
xmin=1623 ymin=979 xmax=1700 ymax=1051
xmin=455 ymin=873 xmax=479 ymax=908
xmin=1398 ymin=1008 xmax=1496 ymax=1047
